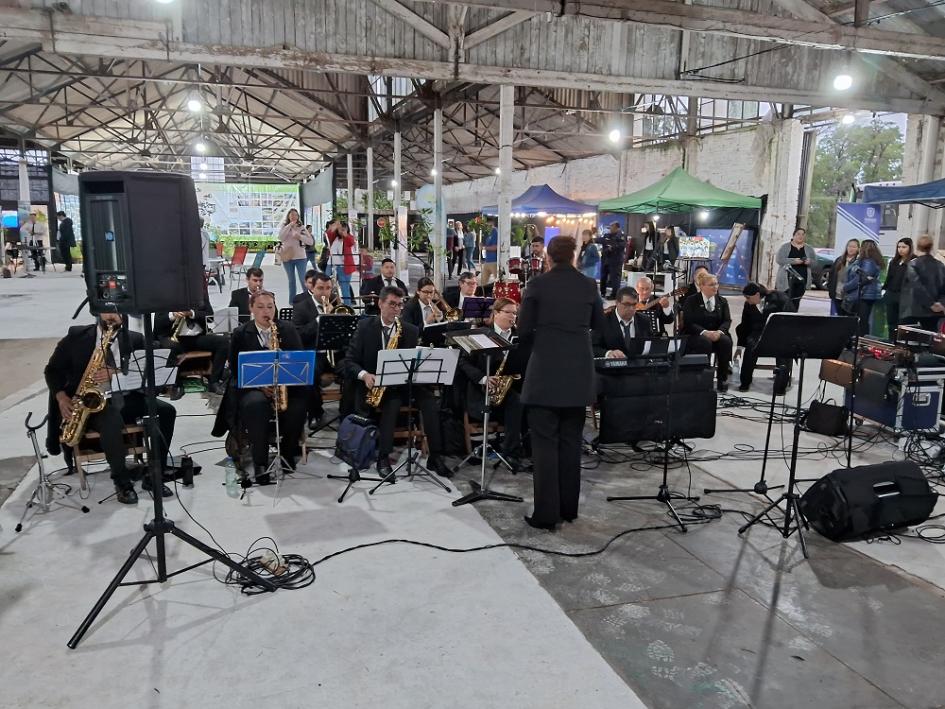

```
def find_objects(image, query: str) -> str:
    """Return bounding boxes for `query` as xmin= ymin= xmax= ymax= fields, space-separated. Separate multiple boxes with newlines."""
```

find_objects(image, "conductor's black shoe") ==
xmin=115 ymin=486 xmax=138 ymax=505
xmin=377 ymin=456 xmax=394 ymax=479
xmin=717 ymin=380 xmax=729 ymax=393
xmin=738 ymin=384 xmax=751 ymax=392
xmin=524 ymin=516 xmax=557 ymax=532
xmin=141 ymin=477 xmax=174 ymax=498
xmin=255 ymin=473 xmax=272 ymax=486
xmin=428 ymin=455 xmax=454 ymax=478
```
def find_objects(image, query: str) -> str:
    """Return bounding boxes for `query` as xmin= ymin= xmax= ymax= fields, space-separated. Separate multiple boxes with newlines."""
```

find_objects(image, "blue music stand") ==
xmin=237 ymin=349 xmax=316 ymax=480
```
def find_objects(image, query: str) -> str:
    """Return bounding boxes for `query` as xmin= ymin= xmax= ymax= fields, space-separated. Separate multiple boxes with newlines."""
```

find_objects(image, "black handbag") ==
xmin=804 ymin=399 xmax=848 ymax=436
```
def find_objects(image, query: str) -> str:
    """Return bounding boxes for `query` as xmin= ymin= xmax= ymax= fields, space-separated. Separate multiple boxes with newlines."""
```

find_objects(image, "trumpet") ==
xmin=169 ymin=314 xmax=186 ymax=343
xmin=432 ymin=289 xmax=462 ymax=322
xmin=329 ymin=274 xmax=355 ymax=315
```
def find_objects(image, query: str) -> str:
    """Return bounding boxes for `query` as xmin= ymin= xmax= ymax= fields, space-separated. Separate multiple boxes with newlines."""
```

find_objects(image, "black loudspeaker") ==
xmin=599 ymin=390 xmax=718 ymax=444
xmin=80 ymin=171 xmax=204 ymax=314
xmin=799 ymin=461 xmax=937 ymax=542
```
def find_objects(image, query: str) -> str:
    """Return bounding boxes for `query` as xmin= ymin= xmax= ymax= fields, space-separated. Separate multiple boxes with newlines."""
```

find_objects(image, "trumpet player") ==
xmin=153 ymin=288 xmax=228 ymax=394
xmin=457 ymin=297 xmax=529 ymax=470
xmin=293 ymin=271 xmax=338 ymax=428
xmin=44 ymin=313 xmax=178 ymax=504
xmin=342 ymin=286 xmax=453 ymax=479
xmin=226 ymin=290 xmax=306 ymax=485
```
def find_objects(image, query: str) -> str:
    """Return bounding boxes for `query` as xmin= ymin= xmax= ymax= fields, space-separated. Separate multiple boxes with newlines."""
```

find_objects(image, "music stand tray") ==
xmin=738 ymin=314 xmax=857 ymax=558
xmin=367 ymin=347 xmax=458 ymax=494
xmin=445 ymin=328 xmax=524 ymax=507
xmin=237 ymin=349 xmax=316 ymax=480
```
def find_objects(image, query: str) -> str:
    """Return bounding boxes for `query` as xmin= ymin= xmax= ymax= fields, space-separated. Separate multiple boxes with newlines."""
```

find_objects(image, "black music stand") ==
xmin=368 ymin=347 xmax=457 ymax=494
xmin=737 ymin=314 xmax=857 ymax=559
xmin=311 ymin=314 xmax=361 ymax=433
xmin=238 ymin=348 xmax=316 ymax=481
xmin=461 ymin=297 xmax=495 ymax=322
xmin=447 ymin=328 xmax=524 ymax=507
xmin=421 ymin=320 xmax=472 ymax=347
xmin=68 ymin=314 xmax=275 ymax=649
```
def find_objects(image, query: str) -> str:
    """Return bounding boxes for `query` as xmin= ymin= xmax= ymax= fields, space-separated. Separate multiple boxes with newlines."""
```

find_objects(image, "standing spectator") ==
xmin=445 ymin=222 xmax=458 ymax=279
xmin=639 ymin=220 xmax=658 ymax=271
xmin=900 ymin=234 xmax=945 ymax=332
xmin=883 ymin=237 xmax=913 ymax=339
xmin=328 ymin=221 xmax=358 ymax=305
xmin=461 ymin=220 xmax=476 ymax=271
xmin=199 ymin=218 xmax=211 ymax=268
xmin=775 ymin=227 xmax=817 ymax=310
xmin=827 ymin=239 xmax=859 ymax=315
xmin=55 ymin=210 xmax=75 ymax=272
xmin=304 ymin=224 xmax=318 ymax=271
xmin=599 ymin=221 xmax=628 ymax=299
xmin=22 ymin=212 xmax=47 ymax=271
xmin=278 ymin=208 xmax=313 ymax=301
xmin=577 ymin=228 xmax=600 ymax=280
xmin=842 ymin=238 xmax=884 ymax=335
xmin=656 ymin=226 xmax=680 ymax=270
xmin=481 ymin=218 xmax=499 ymax=284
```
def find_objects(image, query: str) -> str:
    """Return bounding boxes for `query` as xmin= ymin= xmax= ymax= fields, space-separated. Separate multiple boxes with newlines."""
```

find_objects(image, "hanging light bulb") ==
xmin=187 ymin=97 xmax=202 ymax=112
xmin=841 ymin=113 xmax=856 ymax=125
xmin=608 ymin=128 xmax=622 ymax=144
xmin=833 ymin=73 xmax=853 ymax=91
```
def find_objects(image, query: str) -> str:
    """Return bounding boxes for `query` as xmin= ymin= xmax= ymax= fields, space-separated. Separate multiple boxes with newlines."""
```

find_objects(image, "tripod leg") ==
xmin=338 ymin=479 xmax=356 ymax=503
xmin=663 ymin=497 xmax=688 ymax=533
xmin=169 ymin=527 xmax=276 ymax=591
xmin=787 ymin=497 xmax=809 ymax=559
xmin=738 ymin=495 xmax=785 ymax=535
xmin=68 ymin=530 xmax=156 ymax=648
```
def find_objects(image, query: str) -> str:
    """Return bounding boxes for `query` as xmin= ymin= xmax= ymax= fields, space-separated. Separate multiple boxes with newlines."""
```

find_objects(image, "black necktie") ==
xmin=382 ymin=326 xmax=390 ymax=347
xmin=622 ymin=321 xmax=633 ymax=352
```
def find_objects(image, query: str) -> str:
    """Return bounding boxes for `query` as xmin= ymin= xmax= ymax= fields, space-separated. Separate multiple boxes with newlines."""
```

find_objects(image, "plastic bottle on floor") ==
xmin=225 ymin=464 xmax=239 ymax=498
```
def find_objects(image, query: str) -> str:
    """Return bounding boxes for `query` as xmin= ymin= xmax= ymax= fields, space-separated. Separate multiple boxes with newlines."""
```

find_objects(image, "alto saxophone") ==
xmin=366 ymin=317 xmax=401 ymax=408
xmin=269 ymin=322 xmax=288 ymax=413
xmin=489 ymin=348 xmax=520 ymax=407
xmin=60 ymin=324 xmax=119 ymax=447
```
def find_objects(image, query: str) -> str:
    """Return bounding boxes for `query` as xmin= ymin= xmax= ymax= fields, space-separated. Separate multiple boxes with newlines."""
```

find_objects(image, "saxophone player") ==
xmin=44 ymin=313 xmax=178 ymax=504
xmin=457 ymin=297 xmax=529 ymax=470
xmin=342 ymin=286 xmax=453 ymax=479
xmin=227 ymin=290 xmax=307 ymax=484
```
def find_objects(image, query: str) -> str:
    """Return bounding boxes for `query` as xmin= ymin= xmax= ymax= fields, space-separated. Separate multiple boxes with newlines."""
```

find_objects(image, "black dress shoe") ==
xmin=737 ymin=383 xmax=750 ymax=392
xmin=377 ymin=456 xmax=394 ymax=479
xmin=115 ymin=486 xmax=138 ymax=505
xmin=717 ymin=380 xmax=729 ymax=393
xmin=563 ymin=516 xmax=578 ymax=523
xmin=428 ymin=455 xmax=454 ymax=478
xmin=524 ymin=515 xmax=557 ymax=531
xmin=255 ymin=473 xmax=273 ymax=486
xmin=141 ymin=477 xmax=174 ymax=498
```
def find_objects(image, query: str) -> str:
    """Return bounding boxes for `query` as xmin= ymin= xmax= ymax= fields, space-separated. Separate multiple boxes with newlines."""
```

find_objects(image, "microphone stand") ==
xmin=845 ymin=267 xmax=870 ymax=468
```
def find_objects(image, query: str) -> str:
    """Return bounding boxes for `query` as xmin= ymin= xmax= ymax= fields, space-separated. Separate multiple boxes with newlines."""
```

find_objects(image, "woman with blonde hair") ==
xmin=279 ymin=208 xmax=314 ymax=301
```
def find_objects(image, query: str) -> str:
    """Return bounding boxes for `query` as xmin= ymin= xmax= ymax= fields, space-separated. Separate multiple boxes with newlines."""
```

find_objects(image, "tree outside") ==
xmin=807 ymin=119 xmax=903 ymax=248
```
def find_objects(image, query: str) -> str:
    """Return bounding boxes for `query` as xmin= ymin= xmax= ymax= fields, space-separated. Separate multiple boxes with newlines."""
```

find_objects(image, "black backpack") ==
xmin=335 ymin=415 xmax=378 ymax=471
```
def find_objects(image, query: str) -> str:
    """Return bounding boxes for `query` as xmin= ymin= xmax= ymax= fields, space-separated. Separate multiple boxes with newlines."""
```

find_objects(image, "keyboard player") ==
xmin=592 ymin=286 xmax=655 ymax=360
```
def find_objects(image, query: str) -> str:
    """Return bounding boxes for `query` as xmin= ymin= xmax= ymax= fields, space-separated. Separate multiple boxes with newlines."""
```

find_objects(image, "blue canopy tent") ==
xmin=863 ymin=178 xmax=945 ymax=208
xmin=481 ymin=184 xmax=597 ymax=216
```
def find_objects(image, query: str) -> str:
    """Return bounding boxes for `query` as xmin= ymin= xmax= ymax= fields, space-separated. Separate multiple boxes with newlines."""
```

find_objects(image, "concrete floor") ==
xmin=2 ymin=265 xmax=944 ymax=708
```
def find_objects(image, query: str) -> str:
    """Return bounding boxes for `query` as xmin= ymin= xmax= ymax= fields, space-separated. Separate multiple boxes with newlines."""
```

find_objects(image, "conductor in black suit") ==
xmin=518 ymin=236 xmax=605 ymax=530
xmin=681 ymin=272 xmax=733 ymax=392
xmin=592 ymin=286 xmax=654 ymax=359
xmin=341 ymin=286 xmax=453 ymax=479
xmin=360 ymin=258 xmax=407 ymax=315
xmin=228 ymin=290 xmax=307 ymax=484
xmin=228 ymin=267 xmax=265 ymax=320
xmin=44 ymin=314 xmax=177 ymax=504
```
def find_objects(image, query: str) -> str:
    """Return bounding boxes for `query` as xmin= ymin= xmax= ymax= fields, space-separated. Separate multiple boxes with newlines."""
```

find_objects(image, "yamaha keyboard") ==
xmin=595 ymin=353 xmax=710 ymax=372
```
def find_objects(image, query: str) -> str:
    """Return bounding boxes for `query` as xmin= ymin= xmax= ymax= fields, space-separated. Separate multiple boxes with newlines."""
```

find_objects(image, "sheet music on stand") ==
xmin=110 ymin=348 xmax=178 ymax=393
xmin=209 ymin=307 xmax=240 ymax=333
xmin=375 ymin=347 xmax=459 ymax=387
xmin=420 ymin=320 xmax=472 ymax=347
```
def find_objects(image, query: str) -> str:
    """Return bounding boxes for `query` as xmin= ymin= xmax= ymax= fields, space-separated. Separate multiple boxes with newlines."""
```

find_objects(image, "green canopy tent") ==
xmin=598 ymin=167 xmax=762 ymax=213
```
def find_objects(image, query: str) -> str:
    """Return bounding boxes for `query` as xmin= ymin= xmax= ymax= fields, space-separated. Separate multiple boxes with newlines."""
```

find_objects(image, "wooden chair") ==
xmin=394 ymin=406 xmax=428 ymax=454
xmin=73 ymin=425 xmax=147 ymax=490
xmin=176 ymin=350 xmax=214 ymax=382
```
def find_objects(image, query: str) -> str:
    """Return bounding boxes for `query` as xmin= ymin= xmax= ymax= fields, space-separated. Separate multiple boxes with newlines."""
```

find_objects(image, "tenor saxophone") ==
xmin=366 ymin=317 xmax=401 ymax=408
xmin=269 ymin=322 xmax=288 ymax=413
xmin=60 ymin=324 xmax=119 ymax=447
xmin=489 ymin=348 xmax=520 ymax=407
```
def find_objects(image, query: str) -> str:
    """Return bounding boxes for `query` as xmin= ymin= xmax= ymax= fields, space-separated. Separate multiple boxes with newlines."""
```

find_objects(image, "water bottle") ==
xmin=225 ymin=464 xmax=239 ymax=498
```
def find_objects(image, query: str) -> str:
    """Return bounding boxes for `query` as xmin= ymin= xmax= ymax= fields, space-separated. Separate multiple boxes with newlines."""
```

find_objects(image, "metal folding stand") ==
xmin=735 ymin=314 xmax=857 ymax=560
xmin=447 ymin=327 xmax=522 ymax=507
xmin=369 ymin=348 xmax=452 ymax=494
xmin=15 ymin=412 xmax=90 ymax=532
xmin=68 ymin=314 xmax=275 ymax=649
xmin=309 ymin=314 xmax=361 ymax=437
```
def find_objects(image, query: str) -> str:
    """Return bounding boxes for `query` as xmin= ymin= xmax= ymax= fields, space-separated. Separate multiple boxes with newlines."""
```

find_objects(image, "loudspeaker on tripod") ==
xmin=799 ymin=461 xmax=937 ymax=542
xmin=80 ymin=171 xmax=205 ymax=314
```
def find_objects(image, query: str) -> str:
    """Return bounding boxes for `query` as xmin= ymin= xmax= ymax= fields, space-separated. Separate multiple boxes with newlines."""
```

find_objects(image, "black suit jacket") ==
xmin=229 ymin=288 xmax=251 ymax=319
xmin=402 ymin=297 xmax=430 ymax=330
xmin=57 ymin=218 xmax=76 ymax=247
xmin=681 ymin=293 xmax=732 ymax=337
xmin=735 ymin=289 xmax=794 ymax=347
xmin=360 ymin=274 xmax=407 ymax=315
xmin=292 ymin=295 xmax=324 ymax=349
xmin=592 ymin=311 xmax=653 ymax=357
xmin=227 ymin=319 xmax=303 ymax=382
xmin=341 ymin=317 xmax=420 ymax=386
xmin=44 ymin=324 xmax=145 ymax=454
xmin=517 ymin=266 xmax=604 ymax=407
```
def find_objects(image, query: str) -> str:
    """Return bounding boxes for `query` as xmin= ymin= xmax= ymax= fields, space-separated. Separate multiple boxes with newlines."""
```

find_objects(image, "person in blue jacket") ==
xmin=842 ymin=238 xmax=885 ymax=335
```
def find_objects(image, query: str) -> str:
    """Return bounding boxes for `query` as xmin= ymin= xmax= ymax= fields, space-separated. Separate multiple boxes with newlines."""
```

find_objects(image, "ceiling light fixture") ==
xmin=494 ymin=167 xmax=501 ymax=175
xmin=187 ymin=98 xmax=202 ymax=112
xmin=841 ymin=113 xmax=856 ymax=125
xmin=194 ymin=141 xmax=207 ymax=153
xmin=833 ymin=73 xmax=853 ymax=91
xmin=608 ymin=128 xmax=622 ymax=144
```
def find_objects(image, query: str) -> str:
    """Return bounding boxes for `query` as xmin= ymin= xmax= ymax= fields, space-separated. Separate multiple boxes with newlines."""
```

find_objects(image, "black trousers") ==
xmin=885 ymin=294 xmax=901 ymax=339
xmin=788 ymin=279 xmax=806 ymax=311
xmin=854 ymin=299 xmax=875 ymax=336
xmin=687 ymin=332 xmax=733 ymax=383
xmin=58 ymin=239 xmax=73 ymax=271
xmin=469 ymin=388 xmax=525 ymax=453
xmin=446 ymin=249 xmax=458 ymax=278
xmin=84 ymin=393 xmax=177 ymax=489
xmin=29 ymin=241 xmax=45 ymax=271
xmin=527 ymin=405 xmax=585 ymax=525
xmin=740 ymin=336 xmax=792 ymax=390
xmin=600 ymin=260 xmax=622 ymax=296
xmin=160 ymin=334 xmax=228 ymax=383
xmin=356 ymin=384 xmax=443 ymax=457
xmin=238 ymin=389 xmax=307 ymax=467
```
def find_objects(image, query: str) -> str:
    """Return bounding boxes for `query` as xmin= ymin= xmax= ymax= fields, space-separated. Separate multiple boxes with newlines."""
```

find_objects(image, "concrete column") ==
xmin=367 ymin=146 xmax=374 ymax=251
xmin=394 ymin=130 xmax=407 ymax=276
xmin=796 ymin=130 xmax=818 ymax=231
xmin=433 ymin=106 xmax=445 ymax=288
xmin=898 ymin=115 xmax=942 ymax=245
xmin=346 ymin=153 xmax=356 ymax=226
xmin=498 ymin=85 xmax=514 ymax=276
xmin=757 ymin=119 xmax=804 ymax=287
